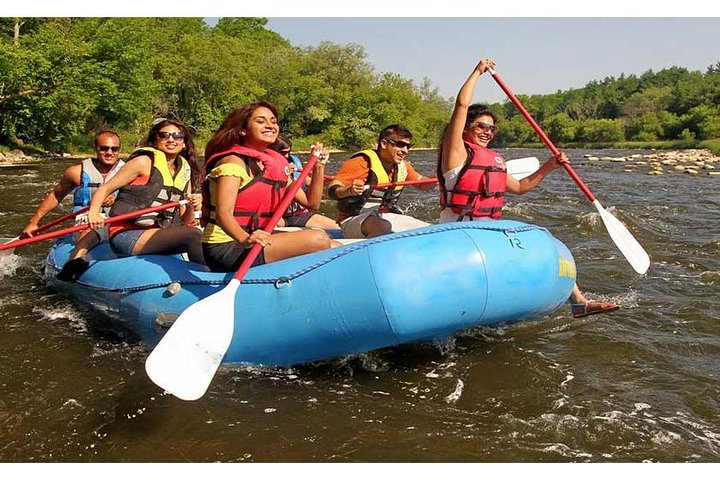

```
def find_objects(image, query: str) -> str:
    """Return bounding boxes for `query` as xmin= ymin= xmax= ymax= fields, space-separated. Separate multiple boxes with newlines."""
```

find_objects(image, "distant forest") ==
xmin=1 ymin=17 xmax=719 ymax=152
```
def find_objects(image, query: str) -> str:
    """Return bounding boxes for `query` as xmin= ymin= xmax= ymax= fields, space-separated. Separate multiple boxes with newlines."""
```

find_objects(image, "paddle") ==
xmin=145 ymin=149 xmax=323 ymax=401
xmin=0 ymin=201 xmax=186 ymax=252
xmin=489 ymin=67 xmax=650 ymax=275
xmin=365 ymin=156 xmax=540 ymax=190
xmin=0 ymin=206 xmax=92 ymax=255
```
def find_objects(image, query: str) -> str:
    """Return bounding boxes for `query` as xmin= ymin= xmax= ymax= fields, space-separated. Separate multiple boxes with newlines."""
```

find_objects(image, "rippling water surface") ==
xmin=0 ymin=148 xmax=718 ymax=462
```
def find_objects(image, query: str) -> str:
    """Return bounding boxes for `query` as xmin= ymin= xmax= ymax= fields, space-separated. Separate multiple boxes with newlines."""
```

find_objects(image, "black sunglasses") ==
xmin=98 ymin=146 xmax=120 ymax=152
xmin=385 ymin=138 xmax=412 ymax=149
xmin=157 ymin=131 xmax=186 ymax=140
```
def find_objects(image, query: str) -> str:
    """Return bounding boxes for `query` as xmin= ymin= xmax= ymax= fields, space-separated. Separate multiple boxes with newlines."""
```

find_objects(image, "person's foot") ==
xmin=571 ymin=300 xmax=620 ymax=318
xmin=56 ymin=257 xmax=90 ymax=282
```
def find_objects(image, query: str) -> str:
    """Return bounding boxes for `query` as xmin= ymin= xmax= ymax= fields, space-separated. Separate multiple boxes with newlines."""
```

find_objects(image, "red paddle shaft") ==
xmin=489 ymin=68 xmax=596 ymax=202
xmin=0 ymin=201 xmax=185 ymax=251
xmin=233 ymin=153 xmax=321 ymax=281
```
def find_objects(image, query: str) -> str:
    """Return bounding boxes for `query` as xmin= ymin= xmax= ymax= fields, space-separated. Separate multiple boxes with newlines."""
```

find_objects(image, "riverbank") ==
xmin=581 ymin=149 xmax=718 ymax=176
xmin=502 ymin=138 xmax=720 ymax=156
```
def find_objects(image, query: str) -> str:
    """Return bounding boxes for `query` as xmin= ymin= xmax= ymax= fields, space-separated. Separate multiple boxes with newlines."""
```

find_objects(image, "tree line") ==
xmin=1 ymin=17 xmax=719 ymax=154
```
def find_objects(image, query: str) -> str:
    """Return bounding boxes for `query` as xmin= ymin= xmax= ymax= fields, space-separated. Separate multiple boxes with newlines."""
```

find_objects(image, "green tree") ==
xmin=576 ymin=118 xmax=625 ymax=143
xmin=544 ymin=113 xmax=577 ymax=143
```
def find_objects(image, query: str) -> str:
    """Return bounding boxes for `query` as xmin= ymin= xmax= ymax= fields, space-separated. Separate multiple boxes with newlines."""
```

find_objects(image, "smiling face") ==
xmin=464 ymin=114 xmax=496 ymax=147
xmin=241 ymin=106 xmax=279 ymax=148
xmin=153 ymin=125 xmax=186 ymax=159
xmin=379 ymin=135 xmax=412 ymax=166
xmin=94 ymin=132 xmax=121 ymax=167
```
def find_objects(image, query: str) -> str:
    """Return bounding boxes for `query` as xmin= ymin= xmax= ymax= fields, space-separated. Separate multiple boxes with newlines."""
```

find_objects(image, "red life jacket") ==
xmin=438 ymin=142 xmax=507 ymax=220
xmin=201 ymin=145 xmax=289 ymax=233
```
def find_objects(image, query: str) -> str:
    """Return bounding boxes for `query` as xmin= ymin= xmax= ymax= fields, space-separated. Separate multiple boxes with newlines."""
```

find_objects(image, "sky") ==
xmin=264 ymin=17 xmax=720 ymax=104
xmin=5 ymin=2 xmax=720 ymax=105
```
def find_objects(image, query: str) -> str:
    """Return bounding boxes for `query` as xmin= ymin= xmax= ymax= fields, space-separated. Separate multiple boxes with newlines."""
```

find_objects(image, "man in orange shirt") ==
xmin=327 ymin=125 xmax=436 ymax=238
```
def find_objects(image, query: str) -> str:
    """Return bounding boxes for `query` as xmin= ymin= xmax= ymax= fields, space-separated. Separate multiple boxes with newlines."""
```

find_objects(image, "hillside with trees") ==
xmin=1 ymin=17 xmax=719 ymax=153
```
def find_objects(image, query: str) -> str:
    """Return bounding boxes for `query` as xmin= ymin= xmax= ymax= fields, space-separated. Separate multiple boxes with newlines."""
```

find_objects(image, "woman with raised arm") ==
xmin=436 ymin=57 xmax=619 ymax=319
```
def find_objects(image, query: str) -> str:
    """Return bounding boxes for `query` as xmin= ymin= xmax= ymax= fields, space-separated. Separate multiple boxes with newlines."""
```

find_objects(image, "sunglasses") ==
xmin=98 ymin=146 xmax=120 ymax=152
xmin=471 ymin=121 xmax=497 ymax=134
xmin=157 ymin=131 xmax=186 ymax=140
xmin=385 ymin=138 xmax=412 ymax=149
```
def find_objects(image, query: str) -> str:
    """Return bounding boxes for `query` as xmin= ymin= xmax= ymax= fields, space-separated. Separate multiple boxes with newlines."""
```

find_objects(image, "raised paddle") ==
xmin=488 ymin=67 xmax=650 ymax=275
xmin=0 ymin=201 xmax=186 ymax=252
xmin=0 ymin=206 xmax=93 ymax=255
xmin=145 ymin=150 xmax=324 ymax=401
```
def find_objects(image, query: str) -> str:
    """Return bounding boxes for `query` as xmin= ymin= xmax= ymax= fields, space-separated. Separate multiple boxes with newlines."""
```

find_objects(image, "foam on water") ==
xmin=0 ymin=253 xmax=24 ymax=277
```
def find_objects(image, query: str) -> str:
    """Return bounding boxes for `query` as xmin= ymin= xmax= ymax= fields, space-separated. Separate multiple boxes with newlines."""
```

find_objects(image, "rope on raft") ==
xmin=78 ymin=222 xmax=547 ymax=293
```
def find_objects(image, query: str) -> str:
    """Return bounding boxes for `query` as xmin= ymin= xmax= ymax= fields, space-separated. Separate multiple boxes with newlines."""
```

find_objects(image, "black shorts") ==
xmin=282 ymin=211 xmax=314 ymax=228
xmin=202 ymin=241 xmax=266 ymax=273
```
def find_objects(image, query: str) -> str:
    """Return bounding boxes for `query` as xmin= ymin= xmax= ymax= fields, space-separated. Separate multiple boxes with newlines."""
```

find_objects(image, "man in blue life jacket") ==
xmin=21 ymin=130 xmax=125 ymax=281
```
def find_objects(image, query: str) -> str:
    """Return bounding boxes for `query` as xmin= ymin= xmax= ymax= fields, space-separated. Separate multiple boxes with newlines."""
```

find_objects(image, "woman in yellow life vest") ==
xmin=59 ymin=119 xmax=205 ymax=279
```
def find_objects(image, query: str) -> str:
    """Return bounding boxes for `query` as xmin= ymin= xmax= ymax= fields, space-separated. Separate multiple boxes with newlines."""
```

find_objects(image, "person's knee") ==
xmin=362 ymin=216 xmax=391 ymax=237
xmin=184 ymin=226 xmax=202 ymax=244
xmin=307 ymin=229 xmax=332 ymax=250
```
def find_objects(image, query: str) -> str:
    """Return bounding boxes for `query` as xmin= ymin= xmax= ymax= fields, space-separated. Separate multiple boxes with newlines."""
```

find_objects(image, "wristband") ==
xmin=327 ymin=184 xmax=341 ymax=200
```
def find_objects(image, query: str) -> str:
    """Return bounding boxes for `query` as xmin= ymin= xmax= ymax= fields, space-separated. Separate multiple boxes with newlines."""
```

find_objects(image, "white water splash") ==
xmin=0 ymin=253 xmax=24 ymax=277
xmin=33 ymin=304 xmax=88 ymax=333
xmin=445 ymin=379 xmax=464 ymax=404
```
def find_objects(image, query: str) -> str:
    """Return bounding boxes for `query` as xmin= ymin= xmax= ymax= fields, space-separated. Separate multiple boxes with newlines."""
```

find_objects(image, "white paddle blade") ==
xmin=145 ymin=279 xmax=240 ymax=401
xmin=506 ymin=157 xmax=539 ymax=180
xmin=593 ymin=200 xmax=650 ymax=275
xmin=0 ymin=236 xmax=19 ymax=257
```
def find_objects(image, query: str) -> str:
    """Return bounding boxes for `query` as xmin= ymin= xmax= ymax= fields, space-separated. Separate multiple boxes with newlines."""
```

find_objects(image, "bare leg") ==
xmin=262 ymin=229 xmax=332 ymax=263
xmin=132 ymin=226 xmax=204 ymax=264
xmin=67 ymin=229 xmax=101 ymax=260
xmin=570 ymin=284 xmax=587 ymax=304
xmin=304 ymin=213 xmax=340 ymax=230
xmin=570 ymin=283 xmax=620 ymax=318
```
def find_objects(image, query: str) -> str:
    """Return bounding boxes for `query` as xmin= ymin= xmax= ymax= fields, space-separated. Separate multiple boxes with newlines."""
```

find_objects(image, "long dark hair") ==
xmin=435 ymin=103 xmax=499 ymax=173
xmin=204 ymin=101 xmax=280 ymax=161
xmin=140 ymin=118 xmax=200 ymax=189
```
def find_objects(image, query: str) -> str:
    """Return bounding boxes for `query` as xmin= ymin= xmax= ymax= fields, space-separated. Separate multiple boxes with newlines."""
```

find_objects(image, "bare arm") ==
xmin=506 ymin=152 xmax=569 ymax=195
xmin=441 ymin=58 xmax=496 ymax=175
xmin=22 ymin=165 xmax=81 ymax=236
xmin=294 ymin=143 xmax=328 ymax=210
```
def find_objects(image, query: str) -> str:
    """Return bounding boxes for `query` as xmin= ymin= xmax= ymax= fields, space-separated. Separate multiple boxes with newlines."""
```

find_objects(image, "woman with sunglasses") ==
xmin=437 ymin=57 xmax=619 ymax=319
xmin=59 ymin=119 xmax=204 ymax=280
xmin=200 ymin=101 xmax=336 ymax=272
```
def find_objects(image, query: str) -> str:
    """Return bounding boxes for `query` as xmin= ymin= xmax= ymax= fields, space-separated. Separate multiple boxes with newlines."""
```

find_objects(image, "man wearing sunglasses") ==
xmin=21 ymin=130 xmax=125 ymax=278
xmin=328 ymin=124 xmax=435 ymax=238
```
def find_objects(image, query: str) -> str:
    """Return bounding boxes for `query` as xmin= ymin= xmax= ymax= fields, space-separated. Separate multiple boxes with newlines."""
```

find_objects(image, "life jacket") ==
xmin=201 ymin=145 xmax=289 ymax=233
xmin=438 ymin=142 xmax=507 ymax=220
xmin=109 ymin=147 xmax=191 ymax=228
xmin=336 ymin=149 xmax=408 ymax=217
xmin=284 ymin=154 xmax=309 ymax=217
xmin=73 ymin=157 xmax=125 ymax=214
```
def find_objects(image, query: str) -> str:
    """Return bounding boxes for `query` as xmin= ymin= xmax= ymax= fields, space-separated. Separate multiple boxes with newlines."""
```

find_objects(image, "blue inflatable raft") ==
xmin=44 ymin=221 xmax=577 ymax=366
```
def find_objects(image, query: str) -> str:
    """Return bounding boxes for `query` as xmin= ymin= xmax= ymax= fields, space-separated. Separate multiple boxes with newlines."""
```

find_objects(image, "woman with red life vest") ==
xmin=200 ymin=101 xmax=337 ymax=272
xmin=437 ymin=57 xmax=619 ymax=319
xmin=269 ymin=134 xmax=338 ymax=230
xmin=72 ymin=119 xmax=204 ymax=274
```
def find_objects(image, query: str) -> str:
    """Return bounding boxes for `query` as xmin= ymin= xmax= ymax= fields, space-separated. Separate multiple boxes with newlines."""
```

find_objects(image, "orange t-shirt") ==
xmin=333 ymin=155 xmax=424 ymax=222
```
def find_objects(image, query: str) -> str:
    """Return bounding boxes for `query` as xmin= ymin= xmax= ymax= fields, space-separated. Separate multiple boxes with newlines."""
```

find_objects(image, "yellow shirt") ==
xmin=202 ymin=163 xmax=253 ymax=244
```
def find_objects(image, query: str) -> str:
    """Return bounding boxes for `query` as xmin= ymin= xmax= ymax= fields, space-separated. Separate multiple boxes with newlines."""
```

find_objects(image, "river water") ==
xmin=0 ymin=148 xmax=718 ymax=463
